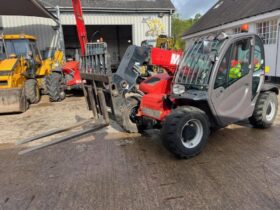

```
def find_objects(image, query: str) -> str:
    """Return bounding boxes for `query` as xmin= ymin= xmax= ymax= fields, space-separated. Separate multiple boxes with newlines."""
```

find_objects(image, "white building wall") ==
xmin=0 ymin=12 xmax=171 ymax=55
xmin=60 ymin=12 xmax=170 ymax=46
xmin=0 ymin=16 xmax=57 ymax=56
xmin=276 ymin=17 xmax=280 ymax=77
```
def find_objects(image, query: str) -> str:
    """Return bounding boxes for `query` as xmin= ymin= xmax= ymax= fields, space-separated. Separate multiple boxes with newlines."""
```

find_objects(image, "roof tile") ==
xmin=184 ymin=0 xmax=280 ymax=36
xmin=44 ymin=0 xmax=175 ymax=10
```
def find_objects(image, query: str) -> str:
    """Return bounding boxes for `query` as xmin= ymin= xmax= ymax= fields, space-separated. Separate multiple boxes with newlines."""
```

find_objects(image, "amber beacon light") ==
xmin=241 ymin=24 xmax=249 ymax=32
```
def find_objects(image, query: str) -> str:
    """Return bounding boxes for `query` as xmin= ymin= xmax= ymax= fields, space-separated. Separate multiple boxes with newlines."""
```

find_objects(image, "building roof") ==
xmin=44 ymin=0 xmax=175 ymax=12
xmin=1 ymin=0 xmax=57 ymax=20
xmin=184 ymin=0 xmax=280 ymax=37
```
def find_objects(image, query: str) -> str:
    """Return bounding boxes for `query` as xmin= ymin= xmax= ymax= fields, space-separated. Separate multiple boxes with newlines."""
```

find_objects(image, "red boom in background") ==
xmin=71 ymin=0 xmax=88 ymax=56
xmin=61 ymin=0 xmax=89 ymax=90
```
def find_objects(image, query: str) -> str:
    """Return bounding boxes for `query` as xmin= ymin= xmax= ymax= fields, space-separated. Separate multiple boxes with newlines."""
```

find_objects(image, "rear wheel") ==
xmin=24 ymin=79 xmax=40 ymax=104
xmin=249 ymin=92 xmax=278 ymax=128
xmin=161 ymin=106 xmax=210 ymax=159
xmin=46 ymin=72 xmax=66 ymax=102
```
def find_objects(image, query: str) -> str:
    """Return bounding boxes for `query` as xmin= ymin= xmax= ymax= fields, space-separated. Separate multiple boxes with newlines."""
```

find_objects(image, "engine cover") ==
xmin=139 ymin=73 xmax=173 ymax=94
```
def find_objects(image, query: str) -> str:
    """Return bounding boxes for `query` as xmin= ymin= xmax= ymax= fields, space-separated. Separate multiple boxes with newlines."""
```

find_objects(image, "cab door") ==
xmin=209 ymin=37 xmax=255 ymax=126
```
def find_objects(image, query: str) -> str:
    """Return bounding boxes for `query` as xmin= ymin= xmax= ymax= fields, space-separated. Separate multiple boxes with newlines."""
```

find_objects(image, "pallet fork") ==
xmin=16 ymin=43 xmax=148 ymax=155
xmin=17 ymin=71 xmax=110 ymax=155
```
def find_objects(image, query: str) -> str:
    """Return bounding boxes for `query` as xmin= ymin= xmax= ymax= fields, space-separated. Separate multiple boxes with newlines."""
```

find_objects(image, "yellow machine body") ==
xmin=0 ymin=34 xmax=64 ymax=113
xmin=155 ymin=35 xmax=175 ymax=50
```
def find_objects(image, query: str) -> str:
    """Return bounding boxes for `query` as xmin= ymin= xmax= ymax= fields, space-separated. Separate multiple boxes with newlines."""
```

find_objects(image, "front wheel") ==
xmin=24 ymin=79 xmax=40 ymax=104
xmin=249 ymin=92 xmax=278 ymax=128
xmin=161 ymin=106 xmax=210 ymax=159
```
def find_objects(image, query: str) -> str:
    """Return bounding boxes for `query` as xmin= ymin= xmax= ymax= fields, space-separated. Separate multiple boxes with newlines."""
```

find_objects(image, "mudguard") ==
xmin=261 ymin=83 xmax=279 ymax=95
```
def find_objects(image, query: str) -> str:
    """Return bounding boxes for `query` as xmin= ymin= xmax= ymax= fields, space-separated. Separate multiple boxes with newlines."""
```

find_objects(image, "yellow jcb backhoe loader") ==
xmin=0 ymin=34 xmax=64 ymax=113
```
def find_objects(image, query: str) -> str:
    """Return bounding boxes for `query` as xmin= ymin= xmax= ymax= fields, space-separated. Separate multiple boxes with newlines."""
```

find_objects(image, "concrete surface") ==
xmin=0 ymin=95 xmax=280 ymax=210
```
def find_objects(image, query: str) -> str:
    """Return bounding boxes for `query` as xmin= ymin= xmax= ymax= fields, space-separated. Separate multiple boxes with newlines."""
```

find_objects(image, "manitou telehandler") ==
xmin=81 ymin=26 xmax=278 ymax=158
xmin=16 ymin=2 xmax=278 ymax=159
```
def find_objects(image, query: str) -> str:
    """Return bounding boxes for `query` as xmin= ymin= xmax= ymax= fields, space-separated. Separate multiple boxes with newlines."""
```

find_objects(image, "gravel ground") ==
xmin=0 ymin=94 xmax=280 ymax=210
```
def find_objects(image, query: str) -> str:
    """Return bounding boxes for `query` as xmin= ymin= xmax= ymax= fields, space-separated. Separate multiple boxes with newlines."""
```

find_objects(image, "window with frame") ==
xmin=252 ymin=36 xmax=265 ymax=96
xmin=233 ymin=27 xmax=241 ymax=34
xmin=256 ymin=20 xmax=278 ymax=45
xmin=214 ymin=38 xmax=252 ymax=88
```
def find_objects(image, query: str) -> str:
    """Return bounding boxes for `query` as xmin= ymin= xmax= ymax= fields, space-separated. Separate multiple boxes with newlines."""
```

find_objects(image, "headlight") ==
xmin=173 ymin=84 xmax=185 ymax=95
xmin=54 ymin=62 xmax=59 ymax=67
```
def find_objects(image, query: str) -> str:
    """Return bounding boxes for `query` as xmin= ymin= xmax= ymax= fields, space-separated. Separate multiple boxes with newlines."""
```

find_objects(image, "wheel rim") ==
xmin=181 ymin=119 xmax=203 ymax=149
xmin=266 ymin=101 xmax=276 ymax=122
xmin=59 ymin=91 xmax=66 ymax=100
xmin=129 ymin=105 xmax=138 ymax=123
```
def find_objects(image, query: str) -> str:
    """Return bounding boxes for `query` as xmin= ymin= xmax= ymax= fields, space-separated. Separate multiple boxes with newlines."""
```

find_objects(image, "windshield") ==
xmin=174 ymin=39 xmax=225 ymax=90
xmin=5 ymin=39 xmax=30 ymax=57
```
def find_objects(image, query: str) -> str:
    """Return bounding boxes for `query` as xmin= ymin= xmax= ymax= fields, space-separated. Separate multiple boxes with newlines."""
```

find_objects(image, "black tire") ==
xmin=46 ymin=72 xmax=66 ymax=102
xmin=40 ymin=78 xmax=48 ymax=95
xmin=120 ymin=96 xmax=142 ymax=133
xmin=20 ymin=88 xmax=29 ymax=112
xmin=24 ymin=79 xmax=40 ymax=104
xmin=249 ymin=92 xmax=278 ymax=128
xmin=161 ymin=106 xmax=210 ymax=159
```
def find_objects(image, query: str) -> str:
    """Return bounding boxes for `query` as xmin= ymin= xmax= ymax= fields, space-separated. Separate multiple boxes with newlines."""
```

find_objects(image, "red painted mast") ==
xmin=71 ymin=0 xmax=88 ymax=56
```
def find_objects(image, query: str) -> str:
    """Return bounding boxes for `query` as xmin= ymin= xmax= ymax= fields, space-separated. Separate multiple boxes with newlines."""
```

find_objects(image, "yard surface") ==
xmin=0 ymin=94 xmax=280 ymax=210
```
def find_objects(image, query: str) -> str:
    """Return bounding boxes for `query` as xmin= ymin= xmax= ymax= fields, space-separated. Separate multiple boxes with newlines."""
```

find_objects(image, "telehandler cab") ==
xmin=161 ymin=32 xmax=278 ymax=158
xmin=81 ymin=30 xmax=278 ymax=158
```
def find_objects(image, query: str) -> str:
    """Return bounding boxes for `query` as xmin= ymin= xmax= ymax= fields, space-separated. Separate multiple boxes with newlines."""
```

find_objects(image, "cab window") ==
xmin=29 ymin=41 xmax=42 ymax=64
xmin=5 ymin=39 xmax=30 ymax=58
xmin=214 ymin=38 xmax=252 ymax=88
xmin=214 ymin=46 xmax=231 ymax=88
xmin=253 ymin=36 xmax=264 ymax=72
xmin=228 ymin=38 xmax=251 ymax=85
xmin=252 ymin=36 xmax=265 ymax=97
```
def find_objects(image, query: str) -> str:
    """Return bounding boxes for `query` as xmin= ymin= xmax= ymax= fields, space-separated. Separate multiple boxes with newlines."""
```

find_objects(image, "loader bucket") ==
xmin=0 ymin=88 xmax=28 ymax=113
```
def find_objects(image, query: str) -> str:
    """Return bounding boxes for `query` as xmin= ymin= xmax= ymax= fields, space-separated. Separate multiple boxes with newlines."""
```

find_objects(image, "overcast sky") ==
xmin=171 ymin=0 xmax=218 ymax=19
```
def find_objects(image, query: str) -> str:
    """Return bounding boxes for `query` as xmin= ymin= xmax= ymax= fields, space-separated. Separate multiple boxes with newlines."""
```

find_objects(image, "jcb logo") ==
xmin=170 ymin=54 xmax=181 ymax=65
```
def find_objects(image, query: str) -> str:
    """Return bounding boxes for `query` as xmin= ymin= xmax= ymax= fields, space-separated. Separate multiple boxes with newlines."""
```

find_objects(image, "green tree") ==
xmin=172 ymin=13 xmax=201 ymax=49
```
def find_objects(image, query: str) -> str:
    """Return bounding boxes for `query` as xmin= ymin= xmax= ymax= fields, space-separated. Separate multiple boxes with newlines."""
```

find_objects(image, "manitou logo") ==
xmin=170 ymin=53 xmax=181 ymax=65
